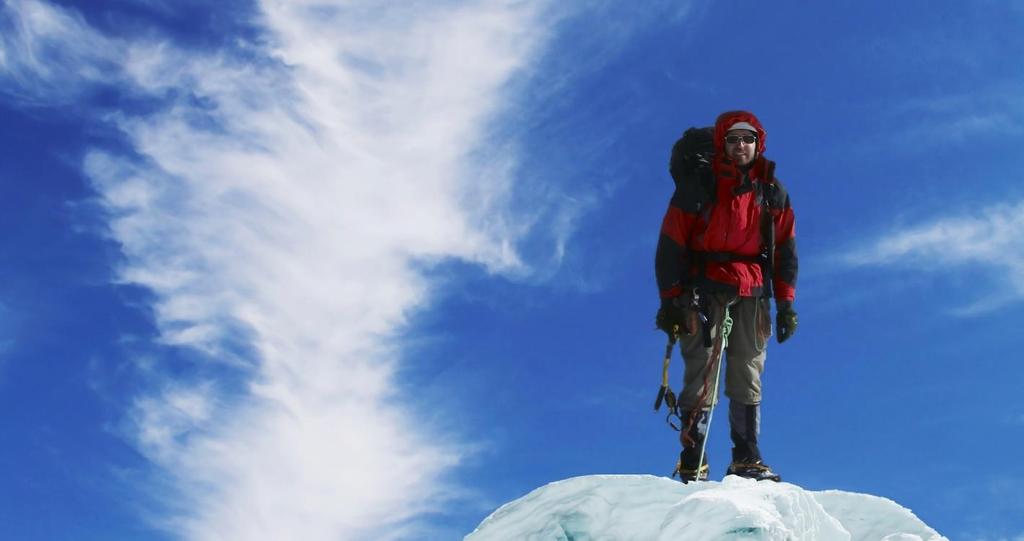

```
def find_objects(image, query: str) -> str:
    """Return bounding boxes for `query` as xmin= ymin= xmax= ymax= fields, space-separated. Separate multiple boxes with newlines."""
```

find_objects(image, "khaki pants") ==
xmin=677 ymin=293 xmax=770 ymax=410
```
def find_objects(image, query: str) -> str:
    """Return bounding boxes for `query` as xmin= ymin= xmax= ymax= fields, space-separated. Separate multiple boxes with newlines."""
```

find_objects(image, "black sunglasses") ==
xmin=725 ymin=135 xmax=757 ymax=144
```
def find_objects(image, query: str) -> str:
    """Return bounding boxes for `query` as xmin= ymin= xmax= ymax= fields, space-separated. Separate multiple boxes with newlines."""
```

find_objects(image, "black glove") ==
xmin=776 ymin=301 xmax=798 ymax=344
xmin=656 ymin=294 xmax=699 ymax=336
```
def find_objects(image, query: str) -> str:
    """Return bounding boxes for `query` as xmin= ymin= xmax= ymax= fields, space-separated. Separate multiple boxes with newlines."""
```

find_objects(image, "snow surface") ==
xmin=465 ymin=475 xmax=947 ymax=541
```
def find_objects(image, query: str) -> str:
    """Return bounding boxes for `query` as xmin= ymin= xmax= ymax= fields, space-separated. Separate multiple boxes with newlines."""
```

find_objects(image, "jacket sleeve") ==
xmin=771 ymin=182 xmax=798 ymax=302
xmin=655 ymin=193 xmax=695 ymax=298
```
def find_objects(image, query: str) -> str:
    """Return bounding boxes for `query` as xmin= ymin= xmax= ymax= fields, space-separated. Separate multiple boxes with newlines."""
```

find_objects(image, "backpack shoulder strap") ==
xmin=757 ymin=159 xmax=788 ymax=210
xmin=757 ymin=158 xmax=780 ymax=298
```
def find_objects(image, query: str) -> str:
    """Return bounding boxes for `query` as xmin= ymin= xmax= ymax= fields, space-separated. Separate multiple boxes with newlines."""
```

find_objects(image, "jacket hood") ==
xmin=714 ymin=110 xmax=767 ymax=155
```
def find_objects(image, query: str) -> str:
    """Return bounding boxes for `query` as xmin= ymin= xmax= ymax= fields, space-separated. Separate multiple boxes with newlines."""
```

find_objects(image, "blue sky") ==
xmin=2 ymin=1 xmax=1023 ymax=540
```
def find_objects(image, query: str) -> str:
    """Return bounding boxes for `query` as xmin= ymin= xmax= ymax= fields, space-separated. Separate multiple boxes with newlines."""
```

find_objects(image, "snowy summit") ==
xmin=466 ymin=475 xmax=946 ymax=540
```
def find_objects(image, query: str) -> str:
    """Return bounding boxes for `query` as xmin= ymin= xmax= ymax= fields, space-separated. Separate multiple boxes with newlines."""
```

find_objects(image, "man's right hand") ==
xmin=656 ymin=294 xmax=699 ymax=336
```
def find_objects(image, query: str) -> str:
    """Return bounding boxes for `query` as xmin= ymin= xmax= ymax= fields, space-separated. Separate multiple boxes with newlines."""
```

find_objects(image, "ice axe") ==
xmin=654 ymin=326 xmax=679 ymax=412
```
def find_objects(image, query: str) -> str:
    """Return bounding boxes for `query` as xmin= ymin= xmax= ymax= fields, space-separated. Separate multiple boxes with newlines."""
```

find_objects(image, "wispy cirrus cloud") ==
xmin=842 ymin=200 xmax=1024 ymax=315
xmin=1 ymin=0 xmax=704 ymax=536
xmin=0 ymin=0 xmax=126 ymax=105
xmin=885 ymin=88 xmax=1024 ymax=146
xmin=849 ymin=11 xmax=1024 ymax=151
xmin=2 ymin=0 xmax=563 ymax=539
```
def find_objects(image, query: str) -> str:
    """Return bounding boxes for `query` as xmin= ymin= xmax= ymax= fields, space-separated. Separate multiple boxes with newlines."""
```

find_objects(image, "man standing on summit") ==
xmin=655 ymin=110 xmax=798 ymax=482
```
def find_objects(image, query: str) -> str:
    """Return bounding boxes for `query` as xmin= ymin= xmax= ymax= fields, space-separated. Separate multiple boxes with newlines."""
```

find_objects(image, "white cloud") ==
xmin=2 ymin=0 xmax=565 ymax=539
xmin=843 ymin=200 xmax=1024 ymax=314
xmin=844 ymin=86 xmax=1024 ymax=155
xmin=0 ymin=0 xmax=126 ymax=105
xmin=889 ymin=96 xmax=1024 ymax=146
xmin=1 ymin=0 xmax=702 ymax=537
xmin=131 ymin=381 xmax=217 ymax=464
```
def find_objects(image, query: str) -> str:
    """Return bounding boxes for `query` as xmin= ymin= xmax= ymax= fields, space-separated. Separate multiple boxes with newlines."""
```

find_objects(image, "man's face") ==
xmin=724 ymin=129 xmax=757 ymax=167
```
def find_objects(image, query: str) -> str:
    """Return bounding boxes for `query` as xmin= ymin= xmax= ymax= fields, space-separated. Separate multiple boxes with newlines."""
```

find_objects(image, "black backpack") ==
xmin=668 ymin=127 xmax=716 ymax=213
xmin=669 ymin=126 xmax=714 ymax=186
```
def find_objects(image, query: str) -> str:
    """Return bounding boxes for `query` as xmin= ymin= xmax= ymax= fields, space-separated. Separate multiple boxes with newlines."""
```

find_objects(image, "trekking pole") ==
xmin=695 ymin=306 xmax=733 ymax=481
xmin=654 ymin=325 xmax=679 ymax=412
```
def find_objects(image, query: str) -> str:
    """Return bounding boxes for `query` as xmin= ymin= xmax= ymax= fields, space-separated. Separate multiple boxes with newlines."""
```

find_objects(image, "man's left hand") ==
xmin=776 ymin=301 xmax=798 ymax=344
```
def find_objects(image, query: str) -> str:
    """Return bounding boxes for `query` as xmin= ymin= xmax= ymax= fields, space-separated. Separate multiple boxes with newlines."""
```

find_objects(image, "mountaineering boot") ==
xmin=726 ymin=446 xmax=781 ymax=481
xmin=673 ymin=409 xmax=710 ymax=483
xmin=673 ymin=450 xmax=709 ymax=483
xmin=674 ymin=444 xmax=711 ymax=483
xmin=726 ymin=460 xmax=781 ymax=481
xmin=726 ymin=402 xmax=781 ymax=482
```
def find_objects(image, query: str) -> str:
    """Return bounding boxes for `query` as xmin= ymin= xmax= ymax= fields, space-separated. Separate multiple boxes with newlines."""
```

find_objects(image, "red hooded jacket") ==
xmin=655 ymin=111 xmax=797 ymax=302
